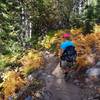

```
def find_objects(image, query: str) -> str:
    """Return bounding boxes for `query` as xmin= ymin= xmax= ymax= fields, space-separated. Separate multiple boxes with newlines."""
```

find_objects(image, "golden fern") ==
xmin=1 ymin=71 xmax=26 ymax=99
xmin=19 ymin=49 xmax=44 ymax=75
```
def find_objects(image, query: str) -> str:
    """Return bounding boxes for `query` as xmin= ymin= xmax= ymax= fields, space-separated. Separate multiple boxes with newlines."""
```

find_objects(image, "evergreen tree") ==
xmin=95 ymin=0 xmax=100 ymax=24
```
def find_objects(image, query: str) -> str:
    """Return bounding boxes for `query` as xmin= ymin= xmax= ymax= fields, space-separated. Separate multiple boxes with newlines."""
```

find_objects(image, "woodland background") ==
xmin=0 ymin=0 xmax=100 ymax=99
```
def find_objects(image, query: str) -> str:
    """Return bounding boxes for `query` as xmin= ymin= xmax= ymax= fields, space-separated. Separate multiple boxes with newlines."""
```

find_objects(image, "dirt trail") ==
xmin=40 ymin=52 xmax=82 ymax=100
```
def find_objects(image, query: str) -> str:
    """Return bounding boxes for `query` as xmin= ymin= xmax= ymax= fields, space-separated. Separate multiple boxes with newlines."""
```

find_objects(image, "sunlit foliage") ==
xmin=19 ymin=49 xmax=44 ymax=75
xmin=1 ymin=71 xmax=26 ymax=99
xmin=0 ymin=0 xmax=100 ymax=99
xmin=0 ymin=54 xmax=19 ymax=69
xmin=74 ymin=32 xmax=100 ymax=67
xmin=39 ymin=30 xmax=65 ymax=49
xmin=40 ymin=27 xmax=100 ymax=68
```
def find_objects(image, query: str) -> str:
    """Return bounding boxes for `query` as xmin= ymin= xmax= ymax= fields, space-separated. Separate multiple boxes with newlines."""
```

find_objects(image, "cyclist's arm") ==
xmin=60 ymin=43 xmax=64 ymax=56
xmin=59 ymin=49 xmax=63 ymax=56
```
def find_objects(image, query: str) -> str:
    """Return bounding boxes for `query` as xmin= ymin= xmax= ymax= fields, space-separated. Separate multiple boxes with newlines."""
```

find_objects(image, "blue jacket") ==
xmin=60 ymin=40 xmax=75 ymax=50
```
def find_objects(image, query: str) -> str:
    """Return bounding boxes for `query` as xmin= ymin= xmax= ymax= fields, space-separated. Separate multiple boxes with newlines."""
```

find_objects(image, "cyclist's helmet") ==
xmin=63 ymin=33 xmax=70 ymax=38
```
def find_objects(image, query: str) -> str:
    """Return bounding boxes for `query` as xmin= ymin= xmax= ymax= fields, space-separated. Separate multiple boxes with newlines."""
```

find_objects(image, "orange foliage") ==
xmin=1 ymin=71 xmax=26 ymax=99
xmin=70 ymin=28 xmax=82 ymax=36
xmin=73 ymin=32 xmax=100 ymax=68
xmin=19 ymin=49 xmax=44 ymax=75
xmin=40 ymin=28 xmax=100 ymax=68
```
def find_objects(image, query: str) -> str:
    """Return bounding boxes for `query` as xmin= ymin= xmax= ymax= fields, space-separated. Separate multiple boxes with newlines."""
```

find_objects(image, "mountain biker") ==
xmin=60 ymin=33 xmax=77 ymax=77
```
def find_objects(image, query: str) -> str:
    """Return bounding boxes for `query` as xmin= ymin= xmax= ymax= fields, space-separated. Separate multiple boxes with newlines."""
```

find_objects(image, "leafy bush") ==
xmin=1 ymin=71 xmax=26 ymax=99
xmin=39 ymin=30 xmax=65 ymax=48
xmin=73 ymin=32 xmax=100 ymax=67
xmin=19 ymin=49 xmax=44 ymax=75
xmin=94 ymin=24 xmax=100 ymax=33
xmin=40 ymin=28 xmax=100 ymax=68
xmin=39 ymin=30 xmax=68 ymax=56
xmin=0 ymin=55 xmax=20 ymax=69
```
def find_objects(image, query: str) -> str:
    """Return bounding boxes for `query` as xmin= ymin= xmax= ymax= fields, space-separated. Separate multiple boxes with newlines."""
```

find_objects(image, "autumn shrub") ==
xmin=40 ymin=28 xmax=100 ymax=68
xmin=39 ymin=28 xmax=83 ymax=55
xmin=73 ymin=32 xmax=100 ymax=68
xmin=94 ymin=24 xmax=100 ymax=33
xmin=0 ymin=54 xmax=20 ymax=69
xmin=19 ymin=49 xmax=44 ymax=75
xmin=39 ymin=30 xmax=69 ymax=56
xmin=39 ymin=30 xmax=64 ymax=49
xmin=0 ymin=71 xmax=27 ymax=99
xmin=70 ymin=28 xmax=82 ymax=36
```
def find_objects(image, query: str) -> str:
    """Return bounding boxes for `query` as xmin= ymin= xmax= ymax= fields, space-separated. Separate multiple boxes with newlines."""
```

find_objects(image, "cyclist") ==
xmin=60 ymin=33 xmax=77 ymax=79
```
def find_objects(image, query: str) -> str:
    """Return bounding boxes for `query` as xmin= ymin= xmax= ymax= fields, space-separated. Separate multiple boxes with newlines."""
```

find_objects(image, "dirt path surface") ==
xmin=39 ymin=52 xmax=82 ymax=100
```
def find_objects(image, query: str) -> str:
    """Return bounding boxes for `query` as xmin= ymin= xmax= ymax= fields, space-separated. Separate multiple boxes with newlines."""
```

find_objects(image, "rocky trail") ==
xmin=27 ymin=51 xmax=100 ymax=100
xmin=22 ymin=51 xmax=100 ymax=100
xmin=36 ymin=52 xmax=82 ymax=100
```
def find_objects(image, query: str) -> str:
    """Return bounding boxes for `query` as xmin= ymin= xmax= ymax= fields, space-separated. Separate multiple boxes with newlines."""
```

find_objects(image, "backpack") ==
xmin=61 ymin=46 xmax=77 ymax=62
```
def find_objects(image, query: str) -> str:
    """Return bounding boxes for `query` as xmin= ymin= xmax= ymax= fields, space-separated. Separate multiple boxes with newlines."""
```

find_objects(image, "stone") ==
xmin=25 ymin=96 xmax=32 ymax=100
xmin=96 ymin=61 xmax=100 ymax=67
xmin=35 ymin=91 xmax=41 ymax=98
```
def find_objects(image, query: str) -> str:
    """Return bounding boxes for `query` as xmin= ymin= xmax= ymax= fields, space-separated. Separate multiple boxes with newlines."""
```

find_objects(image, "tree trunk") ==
xmin=19 ymin=1 xmax=32 ymax=49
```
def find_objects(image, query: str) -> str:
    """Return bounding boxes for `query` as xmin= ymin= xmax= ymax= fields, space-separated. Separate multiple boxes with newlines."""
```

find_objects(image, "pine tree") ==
xmin=95 ymin=0 xmax=100 ymax=24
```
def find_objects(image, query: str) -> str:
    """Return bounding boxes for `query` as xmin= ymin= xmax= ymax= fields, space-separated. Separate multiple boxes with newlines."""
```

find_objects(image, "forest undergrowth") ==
xmin=0 ymin=26 xmax=100 ymax=99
